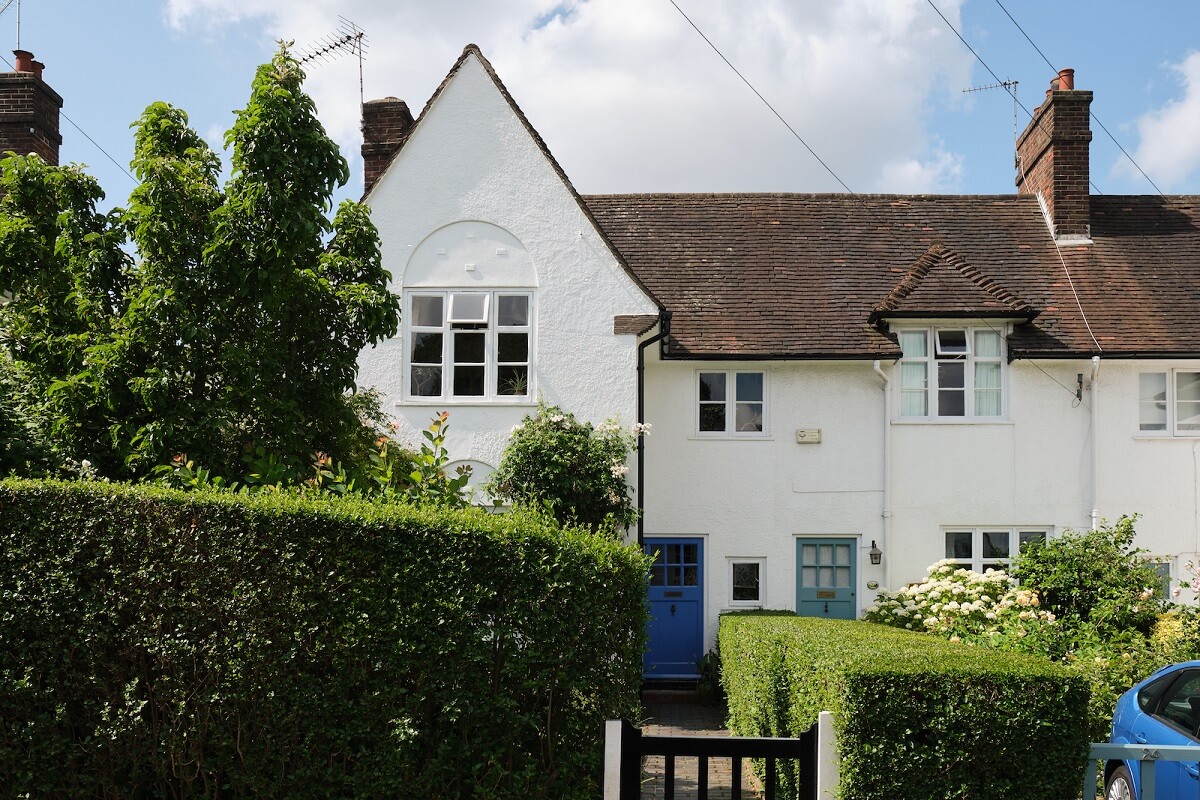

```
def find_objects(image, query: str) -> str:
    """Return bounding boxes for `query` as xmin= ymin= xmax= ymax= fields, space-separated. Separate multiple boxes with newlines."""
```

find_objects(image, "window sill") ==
xmin=398 ymin=399 xmax=540 ymax=407
xmin=1133 ymin=434 xmax=1200 ymax=440
xmin=891 ymin=418 xmax=1014 ymax=426
xmin=689 ymin=434 xmax=774 ymax=442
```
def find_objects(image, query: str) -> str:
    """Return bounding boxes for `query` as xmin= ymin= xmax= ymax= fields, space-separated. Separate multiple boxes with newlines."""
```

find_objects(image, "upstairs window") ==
xmin=1140 ymin=371 xmax=1200 ymax=435
xmin=898 ymin=328 xmax=1004 ymax=419
xmin=406 ymin=291 xmax=532 ymax=401
xmin=697 ymin=370 xmax=767 ymax=436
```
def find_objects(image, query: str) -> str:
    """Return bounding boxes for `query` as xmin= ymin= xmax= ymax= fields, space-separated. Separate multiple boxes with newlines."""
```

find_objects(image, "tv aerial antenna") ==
xmin=296 ymin=17 xmax=368 ymax=104
xmin=963 ymin=78 xmax=1019 ymax=168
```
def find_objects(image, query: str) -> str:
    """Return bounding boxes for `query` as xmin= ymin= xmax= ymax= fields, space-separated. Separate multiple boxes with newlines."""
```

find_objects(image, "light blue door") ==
xmin=796 ymin=538 xmax=856 ymax=619
xmin=644 ymin=538 xmax=703 ymax=678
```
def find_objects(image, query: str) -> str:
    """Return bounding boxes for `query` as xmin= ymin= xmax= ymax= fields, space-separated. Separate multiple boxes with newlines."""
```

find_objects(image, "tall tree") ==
xmin=0 ymin=45 xmax=399 ymax=479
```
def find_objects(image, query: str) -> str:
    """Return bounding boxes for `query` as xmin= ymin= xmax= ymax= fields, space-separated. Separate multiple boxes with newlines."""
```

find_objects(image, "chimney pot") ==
xmin=1058 ymin=68 xmax=1075 ymax=91
xmin=12 ymin=49 xmax=33 ymax=73
xmin=31 ymin=60 xmax=44 ymax=80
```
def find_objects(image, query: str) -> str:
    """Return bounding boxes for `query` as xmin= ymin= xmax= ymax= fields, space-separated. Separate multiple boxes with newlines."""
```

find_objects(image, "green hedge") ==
xmin=0 ymin=479 xmax=648 ymax=799
xmin=719 ymin=613 xmax=1092 ymax=800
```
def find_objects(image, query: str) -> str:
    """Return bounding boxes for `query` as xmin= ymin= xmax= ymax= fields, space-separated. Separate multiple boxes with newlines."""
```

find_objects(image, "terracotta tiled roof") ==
xmin=583 ymin=193 xmax=1200 ymax=359
xmin=613 ymin=314 xmax=661 ymax=336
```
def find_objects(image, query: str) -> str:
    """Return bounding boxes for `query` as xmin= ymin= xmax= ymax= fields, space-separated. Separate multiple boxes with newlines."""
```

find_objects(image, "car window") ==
xmin=1152 ymin=670 xmax=1200 ymax=736
xmin=1140 ymin=672 xmax=1175 ymax=713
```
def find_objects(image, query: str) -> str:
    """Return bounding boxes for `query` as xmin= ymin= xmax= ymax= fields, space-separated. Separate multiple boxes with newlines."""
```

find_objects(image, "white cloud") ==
xmin=1115 ymin=51 xmax=1200 ymax=191
xmin=163 ymin=0 xmax=973 ymax=195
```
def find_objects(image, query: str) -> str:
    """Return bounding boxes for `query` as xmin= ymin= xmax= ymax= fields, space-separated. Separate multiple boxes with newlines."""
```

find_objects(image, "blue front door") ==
xmin=644 ymin=538 xmax=703 ymax=678
xmin=796 ymin=538 xmax=857 ymax=619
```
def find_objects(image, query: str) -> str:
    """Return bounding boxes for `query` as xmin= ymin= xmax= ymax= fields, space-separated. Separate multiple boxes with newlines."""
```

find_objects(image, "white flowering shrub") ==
xmin=864 ymin=560 xmax=1055 ymax=640
xmin=486 ymin=402 xmax=646 ymax=535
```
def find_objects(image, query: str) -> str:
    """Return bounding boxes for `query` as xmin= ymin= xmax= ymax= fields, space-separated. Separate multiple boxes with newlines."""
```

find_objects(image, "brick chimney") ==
xmin=361 ymin=97 xmax=413 ymax=194
xmin=1015 ymin=68 xmax=1092 ymax=243
xmin=0 ymin=50 xmax=62 ymax=165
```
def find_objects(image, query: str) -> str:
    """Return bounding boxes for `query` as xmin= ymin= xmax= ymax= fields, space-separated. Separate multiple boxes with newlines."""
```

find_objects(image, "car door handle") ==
xmin=1185 ymin=763 xmax=1199 ymax=779
xmin=1134 ymin=734 xmax=1148 ymax=744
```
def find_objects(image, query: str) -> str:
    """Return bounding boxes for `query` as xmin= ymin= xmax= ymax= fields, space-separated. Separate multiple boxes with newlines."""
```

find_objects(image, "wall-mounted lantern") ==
xmin=869 ymin=540 xmax=883 ymax=565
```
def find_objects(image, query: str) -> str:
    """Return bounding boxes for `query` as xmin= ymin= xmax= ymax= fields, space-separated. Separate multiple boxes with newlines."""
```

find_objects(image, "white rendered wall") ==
xmin=356 ymin=52 xmax=658 ymax=470
xmin=643 ymin=351 xmax=1200 ymax=652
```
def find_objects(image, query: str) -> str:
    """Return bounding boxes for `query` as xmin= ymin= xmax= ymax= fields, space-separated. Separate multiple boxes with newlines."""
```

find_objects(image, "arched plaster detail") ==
xmin=404 ymin=220 xmax=538 ymax=288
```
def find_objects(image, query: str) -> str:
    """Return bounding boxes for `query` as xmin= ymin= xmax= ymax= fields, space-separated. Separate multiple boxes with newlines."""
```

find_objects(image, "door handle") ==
xmin=670 ymin=604 xmax=676 ymax=616
xmin=1185 ymin=763 xmax=1199 ymax=779
xmin=1135 ymin=734 xmax=1148 ymax=744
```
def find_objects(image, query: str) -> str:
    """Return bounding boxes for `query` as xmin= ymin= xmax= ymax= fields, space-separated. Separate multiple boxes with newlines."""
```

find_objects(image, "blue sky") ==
xmin=13 ymin=1 xmax=1200 ymax=214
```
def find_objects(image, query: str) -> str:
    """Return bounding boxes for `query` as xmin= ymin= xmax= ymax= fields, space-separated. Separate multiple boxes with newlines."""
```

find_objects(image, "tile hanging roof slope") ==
xmin=584 ymin=192 xmax=1200 ymax=359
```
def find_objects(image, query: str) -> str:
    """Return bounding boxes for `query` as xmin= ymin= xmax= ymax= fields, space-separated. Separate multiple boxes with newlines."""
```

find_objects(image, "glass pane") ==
xmin=411 ymin=295 xmax=443 ymax=327
xmin=818 ymin=566 xmax=833 ymax=587
xmin=974 ymin=330 xmax=1002 ymax=358
xmin=982 ymin=532 xmax=1010 ymax=558
xmin=1018 ymin=531 xmax=1046 ymax=551
xmin=1141 ymin=402 xmax=1168 ymax=431
xmin=732 ymin=562 xmax=759 ymax=601
xmin=453 ymin=365 xmax=484 ymax=396
xmin=699 ymin=372 xmax=726 ymax=402
xmin=834 ymin=545 xmax=850 ymax=565
xmin=449 ymin=292 xmax=488 ymax=322
xmin=454 ymin=332 xmax=485 ymax=363
xmin=901 ymin=389 xmax=928 ymax=417
xmin=946 ymin=532 xmax=972 ymax=559
xmin=1141 ymin=372 xmax=1168 ymax=402
xmin=938 ymin=389 xmax=965 ymax=417
xmin=801 ymin=566 xmax=817 ymax=587
xmin=497 ymin=332 xmax=528 ymax=362
xmin=835 ymin=567 xmax=851 ymax=588
xmin=683 ymin=544 xmax=698 ymax=564
xmin=938 ymin=361 xmax=965 ymax=388
xmin=899 ymin=331 xmax=927 ymax=358
xmin=801 ymin=544 xmax=816 ymax=564
xmin=818 ymin=544 xmax=833 ymax=565
xmin=650 ymin=566 xmax=665 ymax=586
xmin=936 ymin=330 xmax=968 ymax=354
xmin=1178 ymin=401 xmax=1200 ymax=431
xmin=497 ymin=295 xmax=529 ymax=326
xmin=975 ymin=388 xmax=1002 ymax=417
xmin=736 ymin=372 xmax=764 ymax=402
xmin=975 ymin=362 xmax=1001 ymax=390
xmin=699 ymin=404 xmax=726 ymax=432
xmin=1178 ymin=372 xmax=1200 ymax=403
xmin=410 ymin=366 xmax=441 ymax=397
xmin=668 ymin=544 xmax=682 ymax=564
xmin=982 ymin=563 xmax=1004 ymax=573
xmin=900 ymin=362 xmax=927 ymax=390
xmin=496 ymin=365 xmax=528 ymax=397
xmin=668 ymin=566 xmax=682 ymax=586
xmin=683 ymin=566 xmax=699 ymax=586
xmin=649 ymin=548 xmax=663 ymax=566
xmin=410 ymin=332 xmax=443 ymax=364
xmin=735 ymin=403 xmax=763 ymax=432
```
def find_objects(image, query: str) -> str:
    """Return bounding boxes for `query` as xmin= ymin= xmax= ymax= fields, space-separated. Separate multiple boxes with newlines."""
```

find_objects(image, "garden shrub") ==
xmin=0 ymin=479 xmax=648 ymax=799
xmin=719 ymin=613 xmax=1091 ymax=800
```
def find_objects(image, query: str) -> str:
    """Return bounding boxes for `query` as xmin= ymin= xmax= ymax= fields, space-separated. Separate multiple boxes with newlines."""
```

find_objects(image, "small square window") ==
xmin=698 ymin=370 xmax=767 ymax=436
xmin=729 ymin=559 xmax=764 ymax=605
xmin=448 ymin=292 xmax=489 ymax=324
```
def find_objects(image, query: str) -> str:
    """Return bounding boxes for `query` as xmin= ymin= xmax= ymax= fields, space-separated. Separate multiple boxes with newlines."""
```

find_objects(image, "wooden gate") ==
xmin=603 ymin=718 xmax=816 ymax=800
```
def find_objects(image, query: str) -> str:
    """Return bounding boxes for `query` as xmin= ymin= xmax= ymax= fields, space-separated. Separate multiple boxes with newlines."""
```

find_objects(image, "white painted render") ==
xmin=356 ymin=49 xmax=1200 ymax=658
xmin=357 ymin=51 xmax=658 ymax=471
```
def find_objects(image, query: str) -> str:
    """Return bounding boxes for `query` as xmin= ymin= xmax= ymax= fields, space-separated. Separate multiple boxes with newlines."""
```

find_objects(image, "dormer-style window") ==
xmin=406 ymin=290 xmax=532 ymax=401
xmin=898 ymin=327 xmax=1004 ymax=419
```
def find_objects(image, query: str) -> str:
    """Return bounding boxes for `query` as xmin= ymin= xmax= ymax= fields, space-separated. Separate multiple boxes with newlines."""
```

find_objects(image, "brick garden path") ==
xmin=639 ymin=700 xmax=765 ymax=800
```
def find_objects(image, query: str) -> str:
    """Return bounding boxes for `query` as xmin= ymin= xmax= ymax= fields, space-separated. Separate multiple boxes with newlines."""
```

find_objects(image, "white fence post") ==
xmin=817 ymin=710 xmax=839 ymax=800
xmin=603 ymin=719 xmax=623 ymax=800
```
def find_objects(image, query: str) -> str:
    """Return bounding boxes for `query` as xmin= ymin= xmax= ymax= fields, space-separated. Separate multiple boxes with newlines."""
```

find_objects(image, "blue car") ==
xmin=1107 ymin=661 xmax=1200 ymax=799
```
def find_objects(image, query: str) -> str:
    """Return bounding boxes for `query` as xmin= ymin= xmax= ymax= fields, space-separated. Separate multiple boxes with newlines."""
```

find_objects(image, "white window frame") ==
xmin=403 ymin=290 xmax=533 ymax=402
xmin=696 ymin=369 xmax=768 ymax=437
xmin=943 ymin=527 xmax=1050 ymax=573
xmin=897 ymin=326 xmax=1006 ymax=420
xmin=1139 ymin=370 xmax=1200 ymax=436
xmin=727 ymin=557 xmax=766 ymax=607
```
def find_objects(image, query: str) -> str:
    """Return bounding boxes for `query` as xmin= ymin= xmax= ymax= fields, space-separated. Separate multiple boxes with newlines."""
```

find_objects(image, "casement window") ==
xmin=728 ymin=558 xmax=765 ymax=606
xmin=406 ymin=291 xmax=532 ymax=401
xmin=697 ymin=370 xmax=767 ymax=436
xmin=1139 ymin=371 xmax=1200 ymax=435
xmin=944 ymin=528 xmax=1048 ymax=573
xmin=898 ymin=328 xmax=1004 ymax=419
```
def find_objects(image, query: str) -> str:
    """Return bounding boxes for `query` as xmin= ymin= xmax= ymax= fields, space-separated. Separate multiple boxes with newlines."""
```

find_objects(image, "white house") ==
xmin=357 ymin=47 xmax=1200 ymax=678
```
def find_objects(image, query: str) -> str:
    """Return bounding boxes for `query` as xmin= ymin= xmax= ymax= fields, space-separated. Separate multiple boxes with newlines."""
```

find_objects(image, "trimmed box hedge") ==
xmin=719 ymin=612 xmax=1092 ymax=800
xmin=0 ymin=479 xmax=648 ymax=799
